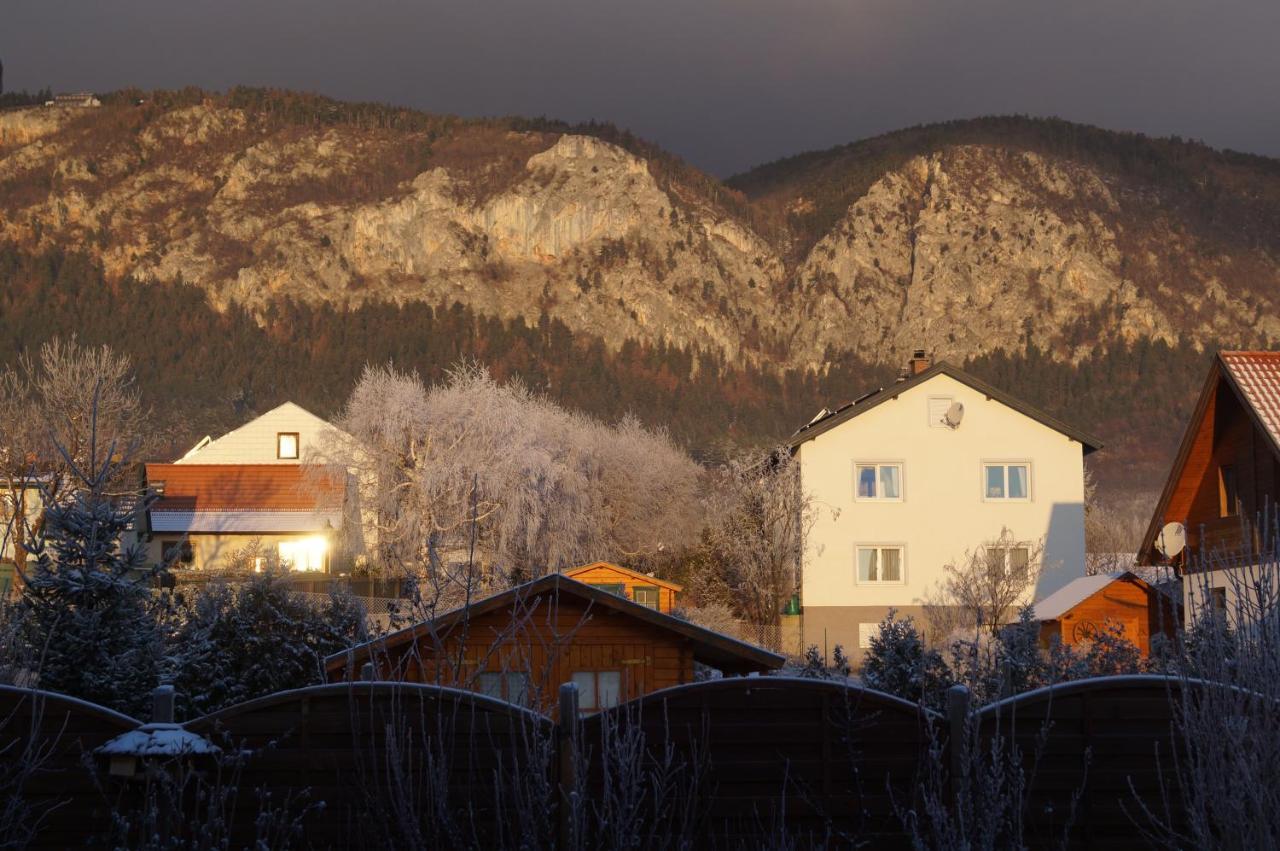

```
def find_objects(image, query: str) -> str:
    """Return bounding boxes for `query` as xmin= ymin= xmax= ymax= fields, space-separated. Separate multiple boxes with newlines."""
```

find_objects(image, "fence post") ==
xmin=558 ymin=681 xmax=580 ymax=851
xmin=947 ymin=684 xmax=970 ymax=806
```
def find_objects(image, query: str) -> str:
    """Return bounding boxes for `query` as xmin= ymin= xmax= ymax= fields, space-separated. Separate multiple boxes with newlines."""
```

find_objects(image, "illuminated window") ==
xmin=277 ymin=432 xmax=300 ymax=460
xmin=277 ymin=537 xmax=328 ymax=572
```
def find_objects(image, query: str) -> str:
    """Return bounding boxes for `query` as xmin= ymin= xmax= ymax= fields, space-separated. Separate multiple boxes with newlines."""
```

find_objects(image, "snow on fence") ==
xmin=0 ymin=676 xmax=1210 ymax=847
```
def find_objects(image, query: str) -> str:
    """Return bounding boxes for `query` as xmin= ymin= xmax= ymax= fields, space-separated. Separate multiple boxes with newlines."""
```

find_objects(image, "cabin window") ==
xmin=856 ymin=545 xmax=904 ymax=584
xmin=632 ymin=585 xmax=660 ymax=609
xmin=277 ymin=432 xmax=300 ymax=460
xmin=985 ymin=545 xmax=1031 ymax=578
xmin=572 ymin=670 xmax=622 ymax=711
xmin=587 ymin=583 xmax=626 ymax=597
xmin=983 ymin=463 xmax=1030 ymax=501
xmin=477 ymin=671 xmax=531 ymax=707
xmin=854 ymin=462 xmax=903 ymax=500
xmin=1219 ymin=465 xmax=1239 ymax=517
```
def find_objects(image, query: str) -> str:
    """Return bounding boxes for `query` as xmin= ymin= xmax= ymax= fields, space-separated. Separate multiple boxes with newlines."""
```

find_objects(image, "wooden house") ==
xmin=325 ymin=574 xmax=783 ymax=716
xmin=562 ymin=561 xmax=682 ymax=612
xmin=1138 ymin=351 xmax=1280 ymax=625
xmin=1031 ymin=572 xmax=1178 ymax=657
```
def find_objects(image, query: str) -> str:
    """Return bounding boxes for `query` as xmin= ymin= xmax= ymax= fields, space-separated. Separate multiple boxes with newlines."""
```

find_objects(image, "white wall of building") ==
xmin=177 ymin=402 xmax=335 ymax=465
xmin=797 ymin=373 xmax=1088 ymax=643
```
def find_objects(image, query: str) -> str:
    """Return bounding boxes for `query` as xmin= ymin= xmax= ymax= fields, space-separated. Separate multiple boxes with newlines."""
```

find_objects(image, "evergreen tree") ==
xmin=18 ymin=441 xmax=160 ymax=716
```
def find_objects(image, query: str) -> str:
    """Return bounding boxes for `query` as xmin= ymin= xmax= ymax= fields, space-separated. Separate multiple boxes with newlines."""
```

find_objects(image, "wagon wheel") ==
xmin=1072 ymin=620 xmax=1100 ymax=642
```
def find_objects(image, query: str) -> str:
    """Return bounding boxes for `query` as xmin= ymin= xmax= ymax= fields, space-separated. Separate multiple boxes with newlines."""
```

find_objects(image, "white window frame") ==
xmin=857 ymin=622 xmax=878 ymax=649
xmin=927 ymin=396 xmax=955 ymax=428
xmin=854 ymin=544 xmax=907 ymax=586
xmin=853 ymin=461 xmax=905 ymax=503
xmin=981 ymin=461 xmax=1032 ymax=502
xmin=277 ymin=432 xmax=300 ymax=460
xmin=984 ymin=543 xmax=1032 ymax=577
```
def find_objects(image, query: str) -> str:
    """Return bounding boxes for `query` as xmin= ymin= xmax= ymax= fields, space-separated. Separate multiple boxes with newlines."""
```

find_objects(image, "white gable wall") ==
xmin=177 ymin=402 xmax=335 ymax=465
xmin=797 ymin=373 xmax=1087 ymax=657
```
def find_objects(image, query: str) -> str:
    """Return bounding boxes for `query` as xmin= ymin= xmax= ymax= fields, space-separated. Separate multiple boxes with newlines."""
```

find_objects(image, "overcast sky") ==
xmin=4 ymin=0 xmax=1278 ymax=176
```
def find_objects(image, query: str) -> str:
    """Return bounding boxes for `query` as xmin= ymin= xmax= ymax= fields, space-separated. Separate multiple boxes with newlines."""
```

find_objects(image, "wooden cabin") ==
xmin=1031 ymin=572 xmax=1178 ymax=657
xmin=562 ymin=561 xmax=682 ymax=612
xmin=1140 ymin=351 xmax=1280 ymax=564
xmin=325 ymin=574 xmax=782 ymax=717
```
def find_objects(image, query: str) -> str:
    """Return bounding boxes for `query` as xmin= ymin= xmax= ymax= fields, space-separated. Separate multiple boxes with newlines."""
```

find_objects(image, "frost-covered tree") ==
xmin=935 ymin=528 xmax=1046 ymax=637
xmin=318 ymin=362 xmax=702 ymax=582
xmin=0 ymin=340 xmax=146 ymax=577
xmin=16 ymin=410 xmax=159 ymax=716
xmin=699 ymin=449 xmax=820 ymax=634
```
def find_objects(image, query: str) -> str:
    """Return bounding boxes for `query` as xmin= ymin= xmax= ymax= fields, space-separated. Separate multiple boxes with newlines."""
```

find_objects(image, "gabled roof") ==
xmin=326 ymin=574 xmax=783 ymax=674
xmin=563 ymin=561 xmax=684 ymax=592
xmin=146 ymin=464 xmax=344 ymax=513
xmin=788 ymin=362 xmax=1103 ymax=454
xmin=177 ymin=401 xmax=343 ymax=464
xmin=1139 ymin=352 xmax=1280 ymax=561
xmin=1031 ymin=571 xmax=1151 ymax=621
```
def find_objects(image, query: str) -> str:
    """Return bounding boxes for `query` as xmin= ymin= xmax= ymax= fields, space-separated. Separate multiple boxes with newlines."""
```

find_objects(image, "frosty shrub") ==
xmin=670 ymin=602 xmax=739 ymax=638
xmin=1131 ymin=546 xmax=1280 ymax=847
xmin=863 ymin=611 xmax=953 ymax=707
xmin=16 ymin=428 xmax=161 ymax=717
xmin=169 ymin=571 xmax=368 ymax=718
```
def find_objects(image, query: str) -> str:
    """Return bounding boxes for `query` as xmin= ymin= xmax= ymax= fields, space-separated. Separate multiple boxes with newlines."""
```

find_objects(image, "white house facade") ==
xmin=791 ymin=356 xmax=1101 ymax=661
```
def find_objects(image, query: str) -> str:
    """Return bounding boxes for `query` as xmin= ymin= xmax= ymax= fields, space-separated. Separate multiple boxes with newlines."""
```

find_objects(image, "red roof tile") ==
xmin=145 ymin=464 xmax=344 ymax=512
xmin=1220 ymin=351 xmax=1280 ymax=452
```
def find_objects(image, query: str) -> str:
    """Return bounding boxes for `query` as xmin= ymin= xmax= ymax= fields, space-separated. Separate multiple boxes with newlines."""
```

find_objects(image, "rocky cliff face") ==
xmin=2 ymin=97 xmax=1278 ymax=373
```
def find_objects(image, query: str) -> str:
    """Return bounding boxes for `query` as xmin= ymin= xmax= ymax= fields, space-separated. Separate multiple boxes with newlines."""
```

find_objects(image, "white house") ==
xmin=790 ymin=353 xmax=1101 ymax=661
xmin=140 ymin=402 xmax=359 ymax=573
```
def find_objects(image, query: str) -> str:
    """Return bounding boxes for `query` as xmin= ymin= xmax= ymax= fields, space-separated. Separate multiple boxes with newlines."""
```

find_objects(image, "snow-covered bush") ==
xmin=169 ymin=571 xmax=368 ymax=718
xmin=862 ymin=611 xmax=953 ymax=707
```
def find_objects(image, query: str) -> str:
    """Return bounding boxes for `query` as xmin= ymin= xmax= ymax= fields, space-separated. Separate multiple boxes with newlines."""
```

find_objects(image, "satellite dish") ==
xmin=1156 ymin=522 xmax=1186 ymax=558
xmin=943 ymin=401 xmax=965 ymax=429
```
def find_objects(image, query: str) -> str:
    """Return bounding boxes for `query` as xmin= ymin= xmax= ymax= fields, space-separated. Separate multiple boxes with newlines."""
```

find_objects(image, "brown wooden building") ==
xmin=325 ymin=574 xmax=782 ymax=716
xmin=1030 ymin=571 xmax=1178 ymax=657
xmin=1139 ymin=351 xmax=1280 ymax=565
xmin=562 ymin=561 xmax=682 ymax=612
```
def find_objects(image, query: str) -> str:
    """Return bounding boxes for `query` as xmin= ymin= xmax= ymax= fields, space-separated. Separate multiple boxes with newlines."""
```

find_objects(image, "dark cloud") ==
xmin=3 ymin=0 xmax=1277 ymax=175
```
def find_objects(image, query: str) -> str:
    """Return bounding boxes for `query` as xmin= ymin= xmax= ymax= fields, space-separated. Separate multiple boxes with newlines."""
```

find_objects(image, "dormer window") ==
xmin=277 ymin=432 xmax=300 ymax=460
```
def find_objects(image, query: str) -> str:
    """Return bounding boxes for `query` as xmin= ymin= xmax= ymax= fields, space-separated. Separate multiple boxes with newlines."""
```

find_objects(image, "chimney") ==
xmin=908 ymin=349 xmax=932 ymax=375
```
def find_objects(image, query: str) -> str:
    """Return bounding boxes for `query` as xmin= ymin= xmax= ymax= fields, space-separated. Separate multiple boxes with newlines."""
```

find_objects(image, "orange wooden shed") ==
xmin=1031 ymin=571 xmax=1179 ymax=657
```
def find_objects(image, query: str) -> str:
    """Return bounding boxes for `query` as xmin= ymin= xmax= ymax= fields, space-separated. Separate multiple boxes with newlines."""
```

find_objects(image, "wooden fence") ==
xmin=0 ymin=675 xmax=1216 ymax=848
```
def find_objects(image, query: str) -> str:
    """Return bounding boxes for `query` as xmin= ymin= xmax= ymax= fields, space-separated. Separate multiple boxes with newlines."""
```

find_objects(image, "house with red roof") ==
xmin=140 ymin=402 xmax=353 ymax=573
xmin=1139 ymin=351 xmax=1280 ymax=625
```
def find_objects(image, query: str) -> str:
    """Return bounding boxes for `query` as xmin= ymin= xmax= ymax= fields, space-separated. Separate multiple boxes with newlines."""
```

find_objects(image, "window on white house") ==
xmin=984 ymin=463 xmax=1030 ymax=500
xmin=985 ymin=545 xmax=1031 ymax=577
xmin=858 ymin=622 xmax=878 ymax=649
xmin=572 ymin=670 xmax=623 ymax=712
xmin=277 ymin=432 xmax=300 ymax=460
xmin=855 ymin=463 xmax=902 ymax=500
xmin=928 ymin=396 xmax=954 ymax=428
xmin=856 ymin=545 xmax=904 ymax=584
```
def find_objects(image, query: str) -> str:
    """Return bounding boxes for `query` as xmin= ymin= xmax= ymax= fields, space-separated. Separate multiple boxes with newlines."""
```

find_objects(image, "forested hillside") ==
xmin=0 ymin=245 xmax=1216 ymax=494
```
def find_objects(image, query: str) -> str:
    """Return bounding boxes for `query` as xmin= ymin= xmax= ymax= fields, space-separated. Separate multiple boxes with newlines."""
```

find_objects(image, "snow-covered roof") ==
xmin=1031 ymin=571 xmax=1137 ymax=621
